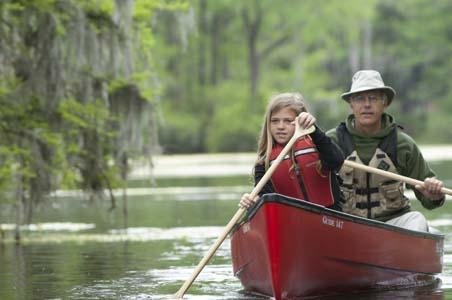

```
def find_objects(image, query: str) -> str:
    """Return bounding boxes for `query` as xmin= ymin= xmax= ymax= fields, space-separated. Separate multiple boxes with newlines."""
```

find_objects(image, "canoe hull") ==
xmin=231 ymin=194 xmax=443 ymax=299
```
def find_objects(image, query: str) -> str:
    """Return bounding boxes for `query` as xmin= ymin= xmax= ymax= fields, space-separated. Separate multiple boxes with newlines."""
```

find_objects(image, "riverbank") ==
xmin=51 ymin=146 xmax=452 ymax=198
xmin=130 ymin=145 xmax=452 ymax=179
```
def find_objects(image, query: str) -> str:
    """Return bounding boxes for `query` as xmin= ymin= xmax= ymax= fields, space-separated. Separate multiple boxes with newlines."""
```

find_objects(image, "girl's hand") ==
xmin=295 ymin=112 xmax=316 ymax=129
xmin=239 ymin=193 xmax=260 ymax=208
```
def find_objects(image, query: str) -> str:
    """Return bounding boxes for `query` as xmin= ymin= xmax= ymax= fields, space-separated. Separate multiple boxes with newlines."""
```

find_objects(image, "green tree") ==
xmin=373 ymin=0 xmax=452 ymax=141
xmin=0 ymin=0 xmax=173 ymax=237
xmin=154 ymin=0 xmax=379 ymax=152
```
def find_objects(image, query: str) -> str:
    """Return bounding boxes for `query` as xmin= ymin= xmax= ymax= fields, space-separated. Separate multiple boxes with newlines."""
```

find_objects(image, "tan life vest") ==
xmin=339 ymin=148 xmax=409 ymax=219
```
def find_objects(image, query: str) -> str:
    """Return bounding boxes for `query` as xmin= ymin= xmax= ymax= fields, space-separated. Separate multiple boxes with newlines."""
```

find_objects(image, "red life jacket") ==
xmin=269 ymin=136 xmax=334 ymax=207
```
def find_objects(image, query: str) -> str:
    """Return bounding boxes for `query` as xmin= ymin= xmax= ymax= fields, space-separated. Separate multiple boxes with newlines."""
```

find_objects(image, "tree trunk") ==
xmin=198 ymin=0 xmax=207 ymax=86
xmin=348 ymin=44 xmax=360 ymax=73
xmin=120 ymin=153 xmax=129 ymax=229
xmin=242 ymin=1 xmax=262 ymax=105
xmin=210 ymin=13 xmax=220 ymax=85
xmin=362 ymin=21 xmax=373 ymax=68
xmin=14 ymin=172 xmax=24 ymax=244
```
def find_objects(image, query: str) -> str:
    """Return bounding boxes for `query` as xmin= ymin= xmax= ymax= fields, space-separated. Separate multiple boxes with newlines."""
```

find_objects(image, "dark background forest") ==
xmin=0 ymin=0 xmax=451 ymax=219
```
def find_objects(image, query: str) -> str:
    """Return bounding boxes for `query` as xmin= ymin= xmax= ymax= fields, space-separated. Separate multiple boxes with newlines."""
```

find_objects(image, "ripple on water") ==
xmin=0 ymin=224 xmax=229 ymax=244
xmin=109 ymin=226 xmax=225 ymax=241
xmin=70 ymin=264 xmax=247 ymax=300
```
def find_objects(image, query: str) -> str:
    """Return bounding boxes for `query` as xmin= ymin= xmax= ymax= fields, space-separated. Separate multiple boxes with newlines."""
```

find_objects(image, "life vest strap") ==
xmin=356 ymin=201 xmax=380 ymax=209
xmin=355 ymin=187 xmax=379 ymax=195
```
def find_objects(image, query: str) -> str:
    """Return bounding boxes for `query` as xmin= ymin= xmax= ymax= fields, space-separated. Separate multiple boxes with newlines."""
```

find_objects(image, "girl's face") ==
xmin=270 ymin=107 xmax=297 ymax=145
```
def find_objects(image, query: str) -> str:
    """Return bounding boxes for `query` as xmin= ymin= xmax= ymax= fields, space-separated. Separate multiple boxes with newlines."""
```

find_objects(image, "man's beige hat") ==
xmin=341 ymin=70 xmax=396 ymax=105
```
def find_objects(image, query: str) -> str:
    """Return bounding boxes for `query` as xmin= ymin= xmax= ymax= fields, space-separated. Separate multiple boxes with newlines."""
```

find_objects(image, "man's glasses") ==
xmin=350 ymin=92 xmax=383 ymax=104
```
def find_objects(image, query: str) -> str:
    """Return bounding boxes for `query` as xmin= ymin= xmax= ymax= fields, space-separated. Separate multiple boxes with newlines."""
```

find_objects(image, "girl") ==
xmin=240 ymin=92 xmax=344 ymax=209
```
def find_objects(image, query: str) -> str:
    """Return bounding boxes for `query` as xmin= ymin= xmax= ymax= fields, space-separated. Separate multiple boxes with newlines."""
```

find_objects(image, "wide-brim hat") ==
xmin=341 ymin=70 xmax=396 ymax=105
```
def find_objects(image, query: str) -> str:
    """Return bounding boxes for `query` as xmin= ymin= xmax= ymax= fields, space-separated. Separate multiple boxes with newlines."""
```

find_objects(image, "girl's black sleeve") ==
xmin=310 ymin=125 xmax=344 ymax=172
xmin=254 ymin=164 xmax=275 ymax=196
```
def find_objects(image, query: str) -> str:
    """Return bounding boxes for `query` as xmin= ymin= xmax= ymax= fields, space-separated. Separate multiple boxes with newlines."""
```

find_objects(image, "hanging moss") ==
xmin=0 ymin=0 xmax=164 ymax=226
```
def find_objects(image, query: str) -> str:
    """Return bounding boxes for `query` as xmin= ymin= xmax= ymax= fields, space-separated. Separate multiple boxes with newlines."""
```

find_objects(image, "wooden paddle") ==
xmin=173 ymin=124 xmax=315 ymax=299
xmin=343 ymin=160 xmax=452 ymax=196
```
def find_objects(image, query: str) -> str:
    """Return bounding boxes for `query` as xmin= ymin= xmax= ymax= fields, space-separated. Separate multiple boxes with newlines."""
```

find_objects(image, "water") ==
xmin=1 ymin=158 xmax=452 ymax=299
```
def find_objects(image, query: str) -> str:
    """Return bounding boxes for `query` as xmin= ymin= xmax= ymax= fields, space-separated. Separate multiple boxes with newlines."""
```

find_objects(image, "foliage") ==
xmin=1 ymin=0 xmax=452 ymax=215
xmin=158 ymin=110 xmax=203 ymax=153
xmin=372 ymin=0 xmax=452 ymax=141
xmin=152 ymin=0 xmax=452 ymax=153
xmin=58 ymin=98 xmax=115 ymax=191
xmin=0 ymin=82 xmax=60 ymax=208
xmin=205 ymin=83 xmax=261 ymax=152
xmin=0 ymin=0 xmax=174 ymax=219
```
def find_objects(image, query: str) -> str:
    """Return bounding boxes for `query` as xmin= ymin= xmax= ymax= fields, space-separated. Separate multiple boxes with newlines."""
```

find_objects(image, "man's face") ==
xmin=349 ymin=90 xmax=387 ymax=133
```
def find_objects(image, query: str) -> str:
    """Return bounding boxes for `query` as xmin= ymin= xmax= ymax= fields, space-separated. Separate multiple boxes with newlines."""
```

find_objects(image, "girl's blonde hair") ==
xmin=256 ymin=92 xmax=307 ymax=170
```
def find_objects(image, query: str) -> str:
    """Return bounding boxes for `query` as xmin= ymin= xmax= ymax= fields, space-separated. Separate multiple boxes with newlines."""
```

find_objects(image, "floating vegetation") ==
xmin=0 ymin=223 xmax=226 ymax=245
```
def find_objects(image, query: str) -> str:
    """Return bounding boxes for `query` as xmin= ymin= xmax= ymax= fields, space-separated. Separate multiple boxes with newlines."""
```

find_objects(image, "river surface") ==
xmin=1 ymin=156 xmax=452 ymax=299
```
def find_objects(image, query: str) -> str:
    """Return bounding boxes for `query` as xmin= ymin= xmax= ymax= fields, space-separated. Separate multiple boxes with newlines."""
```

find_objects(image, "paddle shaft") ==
xmin=174 ymin=125 xmax=315 ymax=299
xmin=343 ymin=160 xmax=452 ymax=196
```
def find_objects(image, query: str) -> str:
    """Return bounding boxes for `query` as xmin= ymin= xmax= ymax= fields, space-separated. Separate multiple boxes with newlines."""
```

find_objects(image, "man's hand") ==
xmin=415 ymin=177 xmax=445 ymax=201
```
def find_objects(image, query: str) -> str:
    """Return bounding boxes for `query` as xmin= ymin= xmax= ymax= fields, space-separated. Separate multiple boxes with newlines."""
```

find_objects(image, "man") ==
xmin=327 ymin=69 xmax=445 ymax=231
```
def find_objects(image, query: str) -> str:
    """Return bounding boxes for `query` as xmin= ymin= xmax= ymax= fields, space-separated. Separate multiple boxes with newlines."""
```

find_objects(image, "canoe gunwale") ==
xmin=238 ymin=193 xmax=444 ymax=241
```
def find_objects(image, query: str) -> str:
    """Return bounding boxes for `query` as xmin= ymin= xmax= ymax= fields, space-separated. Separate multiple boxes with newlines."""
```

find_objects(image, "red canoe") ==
xmin=230 ymin=193 xmax=444 ymax=299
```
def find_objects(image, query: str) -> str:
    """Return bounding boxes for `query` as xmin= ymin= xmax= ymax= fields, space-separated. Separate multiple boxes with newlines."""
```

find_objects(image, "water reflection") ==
xmin=0 ymin=224 xmax=226 ymax=243
xmin=0 ymin=222 xmax=95 ymax=232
